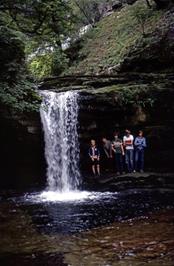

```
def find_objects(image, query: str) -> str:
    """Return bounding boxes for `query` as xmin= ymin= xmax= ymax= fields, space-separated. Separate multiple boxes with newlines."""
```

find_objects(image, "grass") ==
xmin=66 ymin=0 xmax=163 ymax=75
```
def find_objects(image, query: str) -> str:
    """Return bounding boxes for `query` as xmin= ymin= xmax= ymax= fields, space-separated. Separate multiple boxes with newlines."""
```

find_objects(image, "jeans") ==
xmin=115 ymin=153 xmax=123 ymax=173
xmin=125 ymin=149 xmax=134 ymax=172
xmin=135 ymin=149 xmax=144 ymax=171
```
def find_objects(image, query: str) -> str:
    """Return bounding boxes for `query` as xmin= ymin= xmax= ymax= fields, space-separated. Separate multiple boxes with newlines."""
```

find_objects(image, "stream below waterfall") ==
xmin=0 ymin=188 xmax=174 ymax=266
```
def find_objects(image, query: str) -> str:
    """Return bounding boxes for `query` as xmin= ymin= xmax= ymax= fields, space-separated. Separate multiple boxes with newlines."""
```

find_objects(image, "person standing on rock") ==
xmin=134 ymin=130 xmax=147 ymax=173
xmin=112 ymin=132 xmax=124 ymax=175
xmin=102 ymin=137 xmax=113 ymax=172
xmin=88 ymin=139 xmax=100 ymax=176
xmin=123 ymin=129 xmax=134 ymax=173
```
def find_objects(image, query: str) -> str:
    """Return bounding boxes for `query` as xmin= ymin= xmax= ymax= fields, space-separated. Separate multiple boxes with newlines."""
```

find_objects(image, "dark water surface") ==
xmin=18 ymin=189 xmax=174 ymax=234
xmin=0 ymin=187 xmax=174 ymax=265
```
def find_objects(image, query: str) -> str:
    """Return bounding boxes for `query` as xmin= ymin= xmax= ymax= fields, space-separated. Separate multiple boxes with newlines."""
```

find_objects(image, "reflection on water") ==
xmin=22 ymin=189 xmax=174 ymax=234
xmin=0 ymin=188 xmax=174 ymax=265
xmin=26 ymin=190 xmax=103 ymax=202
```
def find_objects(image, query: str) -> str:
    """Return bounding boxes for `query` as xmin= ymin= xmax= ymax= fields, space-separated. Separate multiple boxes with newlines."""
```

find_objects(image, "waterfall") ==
xmin=40 ymin=90 xmax=81 ymax=192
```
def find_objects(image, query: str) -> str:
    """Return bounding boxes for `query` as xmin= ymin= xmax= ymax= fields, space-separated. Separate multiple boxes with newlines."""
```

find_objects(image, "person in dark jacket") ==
xmin=102 ymin=137 xmax=113 ymax=172
xmin=88 ymin=139 xmax=100 ymax=176
xmin=134 ymin=130 xmax=147 ymax=172
xmin=112 ymin=132 xmax=125 ymax=175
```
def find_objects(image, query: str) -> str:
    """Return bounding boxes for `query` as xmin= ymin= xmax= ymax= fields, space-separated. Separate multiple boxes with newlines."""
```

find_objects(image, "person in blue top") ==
xmin=88 ymin=139 xmax=100 ymax=176
xmin=134 ymin=130 xmax=147 ymax=173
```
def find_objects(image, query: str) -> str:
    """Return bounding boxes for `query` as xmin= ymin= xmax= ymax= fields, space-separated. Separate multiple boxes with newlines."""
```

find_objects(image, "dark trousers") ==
xmin=125 ymin=149 xmax=134 ymax=172
xmin=115 ymin=153 xmax=123 ymax=173
xmin=102 ymin=152 xmax=114 ymax=172
xmin=135 ymin=149 xmax=144 ymax=171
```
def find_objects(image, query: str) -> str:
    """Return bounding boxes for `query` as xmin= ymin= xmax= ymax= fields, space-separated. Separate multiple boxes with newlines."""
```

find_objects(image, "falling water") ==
xmin=40 ymin=90 xmax=81 ymax=192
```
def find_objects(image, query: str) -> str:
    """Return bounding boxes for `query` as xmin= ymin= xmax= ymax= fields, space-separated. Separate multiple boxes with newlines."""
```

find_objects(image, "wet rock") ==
xmin=87 ymin=172 xmax=174 ymax=192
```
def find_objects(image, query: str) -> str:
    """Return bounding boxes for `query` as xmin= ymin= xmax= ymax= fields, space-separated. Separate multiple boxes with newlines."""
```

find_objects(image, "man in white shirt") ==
xmin=123 ymin=129 xmax=134 ymax=173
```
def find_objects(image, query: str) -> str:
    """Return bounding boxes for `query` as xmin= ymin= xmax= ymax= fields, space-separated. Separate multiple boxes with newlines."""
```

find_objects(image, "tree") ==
xmin=145 ymin=0 xmax=152 ymax=8
xmin=0 ymin=0 xmax=77 ymax=78
xmin=72 ymin=0 xmax=107 ymax=27
xmin=0 ymin=26 xmax=41 ymax=113
xmin=132 ymin=4 xmax=153 ymax=36
xmin=0 ymin=0 xmax=75 ymax=48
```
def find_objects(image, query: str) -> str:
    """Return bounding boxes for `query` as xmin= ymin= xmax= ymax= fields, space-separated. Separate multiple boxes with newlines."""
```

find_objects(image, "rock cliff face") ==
xmin=41 ymin=73 xmax=174 ymax=173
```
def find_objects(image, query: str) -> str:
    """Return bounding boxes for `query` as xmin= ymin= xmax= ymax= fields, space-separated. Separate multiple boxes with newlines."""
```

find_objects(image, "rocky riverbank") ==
xmin=84 ymin=172 xmax=174 ymax=192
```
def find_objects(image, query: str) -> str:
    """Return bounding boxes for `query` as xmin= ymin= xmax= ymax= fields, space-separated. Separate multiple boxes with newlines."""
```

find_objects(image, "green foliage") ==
xmin=28 ymin=48 xmax=69 ymax=79
xmin=51 ymin=49 xmax=69 ymax=76
xmin=66 ymin=0 xmax=163 ymax=75
xmin=28 ymin=54 xmax=53 ymax=79
xmin=0 ymin=26 xmax=41 ymax=114
xmin=132 ymin=3 xmax=154 ymax=36
xmin=0 ymin=0 xmax=78 ymax=79
xmin=0 ymin=26 xmax=25 ymax=81
xmin=0 ymin=78 xmax=41 ymax=114
xmin=0 ymin=0 xmax=75 ymax=44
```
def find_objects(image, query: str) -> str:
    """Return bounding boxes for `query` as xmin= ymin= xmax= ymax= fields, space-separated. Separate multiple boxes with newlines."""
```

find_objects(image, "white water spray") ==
xmin=40 ymin=90 xmax=81 ymax=192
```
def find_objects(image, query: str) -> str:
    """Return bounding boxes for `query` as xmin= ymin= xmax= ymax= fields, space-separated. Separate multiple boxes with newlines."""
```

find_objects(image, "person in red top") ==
xmin=123 ymin=129 xmax=134 ymax=173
